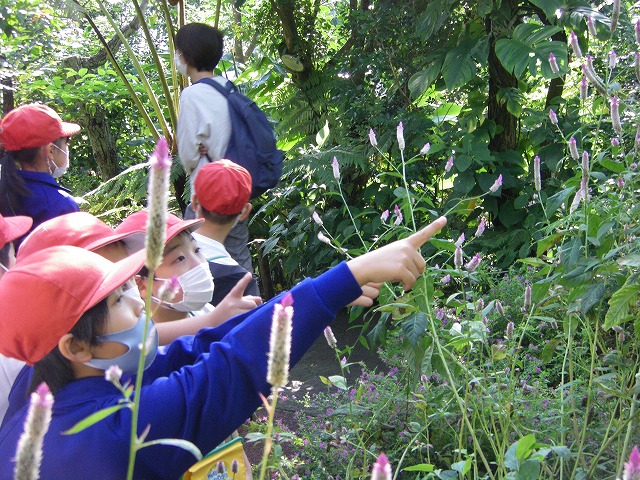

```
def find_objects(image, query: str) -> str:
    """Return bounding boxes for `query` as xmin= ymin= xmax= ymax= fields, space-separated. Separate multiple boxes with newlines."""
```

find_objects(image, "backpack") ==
xmin=197 ymin=77 xmax=284 ymax=198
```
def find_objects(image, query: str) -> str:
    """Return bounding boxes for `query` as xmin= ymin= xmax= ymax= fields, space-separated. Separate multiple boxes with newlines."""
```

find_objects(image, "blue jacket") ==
xmin=0 ymin=262 xmax=360 ymax=479
xmin=13 ymin=170 xmax=79 ymax=246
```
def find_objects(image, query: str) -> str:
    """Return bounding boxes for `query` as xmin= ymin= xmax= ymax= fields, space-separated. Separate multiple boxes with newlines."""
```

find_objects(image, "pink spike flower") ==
xmin=371 ymin=453 xmax=393 ymax=480
xmin=623 ymin=445 xmax=640 ymax=480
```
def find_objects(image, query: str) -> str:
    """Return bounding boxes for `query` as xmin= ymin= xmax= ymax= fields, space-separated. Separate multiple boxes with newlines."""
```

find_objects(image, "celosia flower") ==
xmin=465 ymin=253 xmax=481 ymax=272
xmin=569 ymin=137 xmax=579 ymax=161
xmin=609 ymin=50 xmax=618 ymax=69
xmin=623 ymin=445 xmax=640 ymax=480
xmin=495 ymin=300 xmax=505 ymax=316
xmin=549 ymin=53 xmax=559 ymax=74
xmin=393 ymin=204 xmax=403 ymax=226
xmin=380 ymin=209 xmax=389 ymax=223
xmin=397 ymin=122 xmax=405 ymax=151
xmin=505 ymin=321 xmax=514 ymax=340
xmin=610 ymin=0 xmax=620 ymax=33
xmin=14 ymin=383 xmax=54 ymax=480
xmin=157 ymin=276 xmax=180 ymax=303
xmin=441 ymin=274 xmax=451 ymax=284
xmin=371 ymin=453 xmax=392 ymax=480
xmin=569 ymin=186 xmax=582 ymax=214
xmin=369 ymin=128 xmax=378 ymax=147
xmin=580 ymin=77 xmax=588 ymax=101
xmin=455 ymin=232 xmax=465 ymax=247
xmin=617 ymin=177 xmax=625 ymax=188
xmin=317 ymin=232 xmax=331 ymax=245
xmin=332 ymin=156 xmax=340 ymax=180
xmin=489 ymin=174 xmax=503 ymax=193
xmin=533 ymin=156 xmax=541 ymax=192
xmin=636 ymin=20 xmax=640 ymax=45
xmin=612 ymin=137 xmax=620 ymax=147
xmin=145 ymin=137 xmax=171 ymax=272
xmin=267 ymin=293 xmax=294 ymax=388
xmin=524 ymin=284 xmax=532 ymax=310
xmin=569 ymin=31 xmax=582 ymax=58
xmin=445 ymin=156 xmax=454 ymax=173
xmin=635 ymin=53 xmax=640 ymax=83
xmin=611 ymin=96 xmax=621 ymax=134
xmin=454 ymin=245 xmax=463 ymax=269
xmin=324 ymin=326 xmax=337 ymax=349
xmin=475 ymin=217 xmax=486 ymax=238
xmin=549 ymin=109 xmax=558 ymax=125
xmin=105 ymin=365 xmax=123 ymax=384
xmin=420 ymin=143 xmax=431 ymax=155
xmin=476 ymin=298 xmax=485 ymax=312
xmin=312 ymin=211 xmax=323 ymax=226
xmin=587 ymin=17 xmax=597 ymax=37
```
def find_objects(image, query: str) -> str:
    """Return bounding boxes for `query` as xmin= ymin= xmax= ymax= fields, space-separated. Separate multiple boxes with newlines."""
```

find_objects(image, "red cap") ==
xmin=0 ymin=214 xmax=33 ymax=250
xmin=194 ymin=159 xmax=252 ymax=215
xmin=115 ymin=210 xmax=203 ymax=253
xmin=17 ymin=212 xmax=144 ymax=262
xmin=0 ymin=104 xmax=80 ymax=151
xmin=0 ymin=246 xmax=147 ymax=365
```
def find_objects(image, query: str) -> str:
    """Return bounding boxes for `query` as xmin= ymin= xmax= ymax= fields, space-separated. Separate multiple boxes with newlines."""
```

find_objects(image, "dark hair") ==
xmin=0 ymin=150 xmax=36 ymax=216
xmin=200 ymin=207 xmax=238 ymax=226
xmin=175 ymin=23 xmax=224 ymax=72
xmin=29 ymin=298 xmax=109 ymax=395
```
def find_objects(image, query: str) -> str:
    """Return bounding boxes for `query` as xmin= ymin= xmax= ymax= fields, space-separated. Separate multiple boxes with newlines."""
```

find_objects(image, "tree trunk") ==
xmin=486 ymin=27 xmax=518 ymax=152
xmin=78 ymin=105 xmax=119 ymax=180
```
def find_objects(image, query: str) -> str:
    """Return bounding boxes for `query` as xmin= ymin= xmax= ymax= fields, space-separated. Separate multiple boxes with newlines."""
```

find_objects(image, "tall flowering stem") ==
xmin=14 ymin=383 xmax=53 ymax=480
xmin=259 ymin=293 xmax=294 ymax=480
xmin=127 ymin=137 xmax=171 ymax=480
xmin=332 ymin=156 xmax=368 ymax=250
xmin=396 ymin=121 xmax=417 ymax=231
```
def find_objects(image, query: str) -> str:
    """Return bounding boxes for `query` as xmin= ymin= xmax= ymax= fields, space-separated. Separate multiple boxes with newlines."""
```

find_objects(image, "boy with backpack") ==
xmin=174 ymin=22 xmax=283 ymax=274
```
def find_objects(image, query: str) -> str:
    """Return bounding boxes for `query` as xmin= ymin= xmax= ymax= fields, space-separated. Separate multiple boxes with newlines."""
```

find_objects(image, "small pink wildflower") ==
xmin=465 ymin=253 xmax=482 ymax=273
xmin=569 ymin=137 xmax=579 ymax=161
xmin=371 ymin=453 xmax=392 ymax=480
xmin=587 ymin=17 xmax=597 ymax=37
xmin=580 ymin=77 xmax=588 ymax=101
xmin=267 ymin=293 xmax=294 ymax=387
xmin=150 ymin=136 xmax=171 ymax=170
xmin=455 ymin=232 xmax=465 ymax=247
xmin=609 ymin=50 xmax=618 ymax=69
xmin=380 ymin=209 xmax=389 ymax=223
xmin=324 ymin=326 xmax=337 ymax=349
xmin=617 ymin=177 xmax=625 ymax=188
xmin=317 ymin=232 xmax=331 ymax=245
xmin=105 ymin=365 xmax=123 ymax=384
xmin=332 ymin=156 xmax=340 ymax=180
xmin=454 ymin=245 xmax=463 ymax=269
xmin=441 ymin=274 xmax=451 ymax=284
xmin=393 ymin=204 xmax=403 ymax=226
xmin=158 ymin=276 xmax=180 ymax=303
xmin=533 ymin=156 xmax=541 ymax=192
xmin=623 ymin=445 xmax=640 ymax=480
xmin=475 ymin=217 xmax=486 ymax=238
xmin=524 ymin=284 xmax=532 ymax=310
xmin=569 ymin=31 xmax=582 ymax=58
xmin=611 ymin=96 xmax=621 ymax=134
xmin=397 ymin=122 xmax=405 ymax=151
xmin=420 ymin=143 xmax=431 ymax=155
xmin=369 ymin=128 xmax=378 ymax=147
xmin=505 ymin=321 xmax=514 ymax=340
xmin=146 ymin=136 xmax=171 ymax=271
xmin=489 ymin=174 xmax=503 ymax=193
xmin=549 ymin=53 xmax=559 ymax=74
xmin=611 ymin=137 xmax=620 ymax=147
xmin=549 ymin=109 xmax=558 ymax=125
xmin=445 ymin=156 xmax=454 ymax=173
xmin=495 ymin=300 xmax=505 ymax=316
xmin=312 ymin=211 xmax=323 ymax=226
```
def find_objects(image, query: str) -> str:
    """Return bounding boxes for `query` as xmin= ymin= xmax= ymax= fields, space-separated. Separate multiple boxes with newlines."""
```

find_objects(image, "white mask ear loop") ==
xmin=0 ymin=262 xmax=8 ymax=272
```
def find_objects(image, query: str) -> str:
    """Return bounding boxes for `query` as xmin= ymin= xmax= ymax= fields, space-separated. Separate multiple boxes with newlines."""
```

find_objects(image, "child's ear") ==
xmin=58 ymin=334 xmax=92 ymax=363
xmin=191 ymin=195 xmax=201 ymax=218
xmin=238 ymin=203 xmax=252 ymax=221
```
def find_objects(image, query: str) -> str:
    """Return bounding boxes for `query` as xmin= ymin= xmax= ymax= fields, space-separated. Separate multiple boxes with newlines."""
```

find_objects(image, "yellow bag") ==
xmin=181 ymin=436 xmax=247 ymax=480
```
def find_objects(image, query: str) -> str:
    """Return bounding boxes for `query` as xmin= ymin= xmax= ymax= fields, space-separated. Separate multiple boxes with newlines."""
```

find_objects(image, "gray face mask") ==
xmin=84 ymin=312 xmax=158 ymax=376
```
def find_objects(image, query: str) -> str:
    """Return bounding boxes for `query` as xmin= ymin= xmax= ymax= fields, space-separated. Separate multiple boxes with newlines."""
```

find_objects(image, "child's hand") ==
xmin=215 ymin=273 xmax=263 ymax=321
xmin=346 ymin=216 xmax=447 ymax=291
xmin=348 ymin=282 xmax=382 ymax=307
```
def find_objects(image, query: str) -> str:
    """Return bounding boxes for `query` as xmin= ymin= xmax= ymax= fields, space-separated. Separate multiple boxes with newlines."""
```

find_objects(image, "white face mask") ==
xmin=155 ymin=262 xmax=214 ymax=312
xmin=174 ymin=52 xmax=188 ymax=77
xmin=49 ymin=143 xmax=69 ymax=178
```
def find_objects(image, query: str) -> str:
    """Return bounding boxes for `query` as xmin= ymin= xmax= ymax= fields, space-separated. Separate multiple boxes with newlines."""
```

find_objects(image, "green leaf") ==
xmin=140 ymin=438 xmax=202 ymax=460
xmin=409 ymin=58 xmax=444 ymax=98
xmin=529 ymin=0 xmax=564 ymax=20
xmin=598 ymin=158 xmax=625 ymax=173
xmin=541 ymin=337 xmax=563 ymax=364
xmin=403 ymin=312 xmax=428 ymax=347
xmin=442 ymin=38 xmax=483 ymax=89
xmin=328 ymin=375 xmax=348 ymax=390
xmin=517 ymin=459 xmax=541 ymax=480
xmin=315 ymin=120 xmax=330 ymax=148
xmin=619 ymin=254 xmax=640 ymax=267
xmin=497 ymin=87 xmax=525 ymax=117
xmin=516 ymin=434 xmax=537 ymax=460
xmin=63 ymin=404 xmax=129 ymax=434
xmin=404 ymin=463 xmax=435 ymax=472
xmin=603 ymin=282 xmax=640 ymax=329
xmin=545 ymin=187 xmax=575 ymax=216
xmin=580 ymin=283 xmax=605 ymax=314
